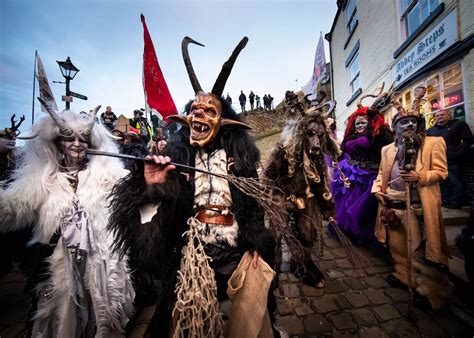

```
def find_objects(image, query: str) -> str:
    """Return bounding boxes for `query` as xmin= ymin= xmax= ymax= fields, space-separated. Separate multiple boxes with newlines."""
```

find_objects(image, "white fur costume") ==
xmin=0 ymin=111 xmax=135 ymax=337
xmin=194 ymin=148 xmax=239 ymax=247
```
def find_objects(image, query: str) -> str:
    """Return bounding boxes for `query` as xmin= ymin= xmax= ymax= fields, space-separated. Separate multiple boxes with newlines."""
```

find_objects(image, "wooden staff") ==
xmin=86 ymin=148 xmax=228 ymax=179
xmin=405 ymin=181 xmax=415 ymax=320
xmin=401 ymin=136 xmax=417 ymax=321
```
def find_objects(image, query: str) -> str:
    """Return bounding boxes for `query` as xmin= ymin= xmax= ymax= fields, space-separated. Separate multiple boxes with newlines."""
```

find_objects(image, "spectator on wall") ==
xmin=255 ymin=95 xmax=261 ymax=109
xmin=100 ymin=106 xmax=118 ymax=131
xmin=225 ymin=93 xmax=232 ymax=105
xmin=268 ymin=94 xmax=274 ymax=110
xmin=239 ymin=90 xmax=246 ymax=112
xmin=249 ymin=91 xmax=255 ymax=110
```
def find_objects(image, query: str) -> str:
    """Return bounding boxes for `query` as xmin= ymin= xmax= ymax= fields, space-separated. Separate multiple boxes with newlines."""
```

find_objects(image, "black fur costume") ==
xmin=108 ymin=100 xmax=275 ymax=335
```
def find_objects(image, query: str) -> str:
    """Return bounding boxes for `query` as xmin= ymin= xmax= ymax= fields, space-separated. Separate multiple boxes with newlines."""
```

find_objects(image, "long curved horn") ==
xmin=357 ymin=83 xmax=385 ymax=109
xmin=211 ymin=37 xmax=249 ymax=97
xmin=103 ymin=128 xmax=123 ymax=140
xmin=78 ymin=105 xmax=101 ymax=140
xmin=387 ymin=81 xmax=396 ymax=94
xmin=86 ymin=105 xmax=101 ymax=130
xmin=37 ymin=97 xmax=74 ymax=137
xmin=17 ymin=132 xmax=39 ymax=140
xmin=390 ymin=91 xmax=407 ymax=116
xmin=182 ymin=37 xmax=205 ymax=93
xmin=313 ymin=100 xmax=337 ymax=118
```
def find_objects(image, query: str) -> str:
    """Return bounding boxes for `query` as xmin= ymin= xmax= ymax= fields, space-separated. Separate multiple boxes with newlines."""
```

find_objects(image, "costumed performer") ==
xmin=0 ymin=101 xmax=135 ymax=336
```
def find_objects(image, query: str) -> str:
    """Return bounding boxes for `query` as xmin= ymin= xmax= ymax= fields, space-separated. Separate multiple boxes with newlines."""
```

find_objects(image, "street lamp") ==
xmin=57 ymin=57 xmax=79 ymax=110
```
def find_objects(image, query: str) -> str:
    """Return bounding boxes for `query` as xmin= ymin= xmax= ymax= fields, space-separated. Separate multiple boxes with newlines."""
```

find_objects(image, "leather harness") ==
xmin=195 ymin=204 xmax=234 ymax=226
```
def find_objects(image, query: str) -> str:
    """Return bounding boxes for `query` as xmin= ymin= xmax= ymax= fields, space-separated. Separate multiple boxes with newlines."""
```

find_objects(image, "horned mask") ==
xmin=168 ymin=36 xmax=250 ymax=147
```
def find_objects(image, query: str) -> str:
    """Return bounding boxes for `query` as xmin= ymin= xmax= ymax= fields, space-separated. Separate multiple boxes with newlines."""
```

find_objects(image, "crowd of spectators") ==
xmin=233 ymin=90 xmax=274 ymax=112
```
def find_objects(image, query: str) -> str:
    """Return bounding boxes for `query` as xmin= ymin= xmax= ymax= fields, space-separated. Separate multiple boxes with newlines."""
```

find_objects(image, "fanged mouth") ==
xmin=191 ymin=121 xmax=211 ymax=139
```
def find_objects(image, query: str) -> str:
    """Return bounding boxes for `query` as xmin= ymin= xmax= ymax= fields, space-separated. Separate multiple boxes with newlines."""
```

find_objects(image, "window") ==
xmin=400 ymin=0 xmax=439 ymax=36
xmin=345 ymin=0 xmax=357 ymax=34
xmin=398 ymin=63 xmax=465 ymax=127
xmin=348 ymin=52 xmax=360 ymax=94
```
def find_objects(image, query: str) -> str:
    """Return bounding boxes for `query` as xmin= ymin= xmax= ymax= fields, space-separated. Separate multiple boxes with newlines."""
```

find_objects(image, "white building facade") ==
xmin=326 ymin=0 xmax=474 ymax=132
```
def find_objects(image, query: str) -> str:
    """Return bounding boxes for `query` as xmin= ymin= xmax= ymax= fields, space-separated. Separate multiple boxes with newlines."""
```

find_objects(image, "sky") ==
xmin=0 ymin=0 xmax=337 ymax=135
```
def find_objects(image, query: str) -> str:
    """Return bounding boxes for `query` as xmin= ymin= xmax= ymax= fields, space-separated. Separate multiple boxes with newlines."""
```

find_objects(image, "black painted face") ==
xmin=395 ymin=116 xmax=418 ymax=139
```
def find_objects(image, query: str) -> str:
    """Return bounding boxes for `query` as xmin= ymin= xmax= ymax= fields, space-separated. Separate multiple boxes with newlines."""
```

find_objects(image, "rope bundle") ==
xmin=172 ymin=217 xmax=224 ymax=338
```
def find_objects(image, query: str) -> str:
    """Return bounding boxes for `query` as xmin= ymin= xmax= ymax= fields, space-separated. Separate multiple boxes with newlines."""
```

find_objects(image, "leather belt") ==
xmin=195 ymin=205 xmax=234 ymax=226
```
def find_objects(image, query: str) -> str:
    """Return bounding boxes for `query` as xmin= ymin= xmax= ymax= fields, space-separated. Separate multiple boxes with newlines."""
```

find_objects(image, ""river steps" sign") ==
xmin=392 ymin=10 xmax=457 ymax=84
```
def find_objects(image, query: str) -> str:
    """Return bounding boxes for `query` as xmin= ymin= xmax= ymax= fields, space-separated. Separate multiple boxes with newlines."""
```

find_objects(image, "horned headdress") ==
xmin=343 ymin=82 xmax=395 ymax=140
xmin=357 ymin=81 xmax=397 ymax=112
xmin=18 ymin=97 xmax=120 ymax=142
xmin=168 ymin=36 xmax=251 ymax=146
xmin=181 ymin=36 xmax=248 ymax=97
xmin=390 ymin=86 xmax=427 ymax=127
xmin=1 ymin=114 xmax=25 ymax=139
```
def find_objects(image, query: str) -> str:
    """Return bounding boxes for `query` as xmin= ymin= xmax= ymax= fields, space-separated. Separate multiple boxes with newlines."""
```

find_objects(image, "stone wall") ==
xmin=240 ymin=108 xmax=287 ymax=140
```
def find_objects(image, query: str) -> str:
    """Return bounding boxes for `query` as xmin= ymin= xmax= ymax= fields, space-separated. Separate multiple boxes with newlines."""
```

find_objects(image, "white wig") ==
xmin=10 ymin=109 xmax=124 ymax=201
xmin=0 ymin=111 xmax=124 ymax=232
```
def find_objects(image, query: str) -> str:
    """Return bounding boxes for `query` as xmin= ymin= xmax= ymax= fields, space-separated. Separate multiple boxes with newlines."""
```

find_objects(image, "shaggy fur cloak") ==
xmin=108 ymin=103 xmax=275 ymax=335
xmin=264 ymin=113 xmax=340 ymax=246
xmin=0 ymin=113 xmax=135 ymax=336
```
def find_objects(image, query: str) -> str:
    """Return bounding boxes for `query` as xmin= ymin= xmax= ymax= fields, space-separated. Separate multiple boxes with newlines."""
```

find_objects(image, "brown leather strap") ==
xmin=201 ymin=204 xmax=229 ymax=211
xmin=196 ymin=208 xmax=234 ymax=226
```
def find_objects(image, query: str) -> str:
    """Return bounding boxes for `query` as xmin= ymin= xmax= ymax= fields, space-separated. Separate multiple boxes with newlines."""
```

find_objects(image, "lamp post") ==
xmin=56 ymin=57 xmax=79 ymax=110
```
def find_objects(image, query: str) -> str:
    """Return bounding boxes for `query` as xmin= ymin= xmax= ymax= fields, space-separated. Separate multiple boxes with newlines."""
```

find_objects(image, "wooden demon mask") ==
xmin=168 ymin=36 xmax=250 ymax=147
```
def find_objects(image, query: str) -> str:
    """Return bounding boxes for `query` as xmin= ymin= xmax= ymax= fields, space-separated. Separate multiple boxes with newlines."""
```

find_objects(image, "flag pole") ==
xmin=31 ymin=50 xmax=37 ymax=125
xmin=141 ymin=13 xmax=154 ymax=140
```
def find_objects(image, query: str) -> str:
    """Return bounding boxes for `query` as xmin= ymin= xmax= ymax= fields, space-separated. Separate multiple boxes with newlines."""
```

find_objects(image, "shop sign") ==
xmin=392 ymin=10 xmax=457 ymax=84
xmin=431 ymin=93 xmax=462 ymax=109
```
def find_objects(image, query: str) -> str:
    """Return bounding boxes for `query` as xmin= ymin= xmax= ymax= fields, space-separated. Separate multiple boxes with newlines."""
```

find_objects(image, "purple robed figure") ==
xmin=330 ymin=102 xmax=393 ymax=245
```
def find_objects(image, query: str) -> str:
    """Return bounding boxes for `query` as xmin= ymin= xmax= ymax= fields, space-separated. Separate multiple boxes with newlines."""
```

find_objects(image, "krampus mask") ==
xmin=168 ymin=37 xmax=250 ymax=147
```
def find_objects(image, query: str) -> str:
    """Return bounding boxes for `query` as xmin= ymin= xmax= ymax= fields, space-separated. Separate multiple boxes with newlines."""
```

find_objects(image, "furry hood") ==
xmin=1 ymin=112 xmax=127 ymax=245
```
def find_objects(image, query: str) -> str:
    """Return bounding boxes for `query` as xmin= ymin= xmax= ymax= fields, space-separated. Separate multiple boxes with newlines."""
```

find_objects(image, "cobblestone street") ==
xmin=1 ymin=226 xmax=473 ymax=337
xmin=273 ymin=226 xmax=474 ymax=337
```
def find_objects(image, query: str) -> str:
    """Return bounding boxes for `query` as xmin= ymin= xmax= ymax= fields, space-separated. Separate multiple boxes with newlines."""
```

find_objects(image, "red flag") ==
xmin=141 ymin=14 xmax=177 ymax=122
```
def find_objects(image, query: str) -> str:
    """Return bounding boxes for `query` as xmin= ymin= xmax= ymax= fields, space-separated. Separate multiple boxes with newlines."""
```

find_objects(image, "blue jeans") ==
xmin=441 ymin=162 xmax=464 ymax=205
